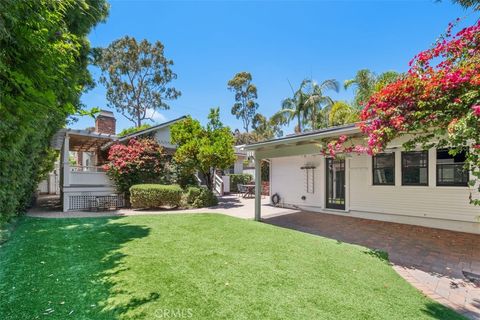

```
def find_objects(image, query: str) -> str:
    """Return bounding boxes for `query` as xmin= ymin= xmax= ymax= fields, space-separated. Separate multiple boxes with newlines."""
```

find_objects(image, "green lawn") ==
xmin=0 ymin=214 xmax=464 ymax=320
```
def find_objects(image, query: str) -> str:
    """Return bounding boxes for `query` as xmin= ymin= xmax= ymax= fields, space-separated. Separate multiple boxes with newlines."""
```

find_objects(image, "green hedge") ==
xmin=0 ymin=1 xmax=108 ymax=223
xmin=183 ymin=187 xmax=218 ymax=208
xmin=229 ymin=174 xmax=253 ymax=192
xmin=130 ymin=184 xmax=183 ymax=209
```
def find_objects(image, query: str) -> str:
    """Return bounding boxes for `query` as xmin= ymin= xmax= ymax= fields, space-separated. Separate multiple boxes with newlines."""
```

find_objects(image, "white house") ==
xmin=244 ymin=124 xmax=480 ymax=235
xmin=48 ymin=111 xmax=187 ymax=212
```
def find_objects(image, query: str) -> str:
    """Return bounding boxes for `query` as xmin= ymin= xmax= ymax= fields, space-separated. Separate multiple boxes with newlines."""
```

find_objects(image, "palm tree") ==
xmin=344 ymin=69 xmax=377 ymax=109
xmin=303 ymin=79 xmax=339 ymax=130
xmin=344 ymin=69 xmax=399 ymax=108
xmin=272 ymin=80 xmax=310 ymax=133
xmin=328 ymin=101 xmax=359 ymax=126
xmin=273 ymin=78 xmax=339 ymax=132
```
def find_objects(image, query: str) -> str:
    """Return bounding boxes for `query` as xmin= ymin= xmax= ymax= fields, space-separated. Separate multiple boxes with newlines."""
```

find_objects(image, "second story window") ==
xmin=372 ymin=153 xmax=395 ymax=185
xmin=402 ymin=151 xmax=428 ymax=186
xmin=436 ymin=149 xmax=469 ymax=187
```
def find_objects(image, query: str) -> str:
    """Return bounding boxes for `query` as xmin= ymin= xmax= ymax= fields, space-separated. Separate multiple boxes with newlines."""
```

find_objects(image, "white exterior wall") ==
xmin=70 ymin=171 xmax=111 ymax=186
xmin=269 ymin=150 xmax=480 ymax=234
xmin=154 ymin=126 xmax=176 ymax=149
xmin=233 ymin=157 xmax=244 ymax=174
xmin=348 ymin=152 xmax=479 ymax=224
xmin=270 ymin=155 xmax=325 ymax=209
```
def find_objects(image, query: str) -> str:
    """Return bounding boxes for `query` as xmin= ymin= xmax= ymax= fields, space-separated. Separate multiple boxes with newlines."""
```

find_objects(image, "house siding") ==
xmin=270 ymin=155 xmax=324 ymax=208
xmin=349 ymin=153 xmax=479 ymax=223
xmin=269 ymin=150 xmax=480 ymax=234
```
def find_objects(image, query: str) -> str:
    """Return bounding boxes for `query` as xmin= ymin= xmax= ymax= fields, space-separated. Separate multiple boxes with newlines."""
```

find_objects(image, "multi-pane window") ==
xmin=372 ymin=153 xmax=395 ymax=185
xmin=402 ymin=151 xmax=428 ymax=186
xmin=436 ymin=149 xmax=469 ymax=187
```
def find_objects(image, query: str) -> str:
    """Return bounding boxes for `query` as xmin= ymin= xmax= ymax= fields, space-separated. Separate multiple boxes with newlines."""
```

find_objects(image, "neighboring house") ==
xmin=47 ymin=110 xmax=187 ymax=212
xmin=110 ymin=116 xmax=187 ymax=153
xmin=244 ymin=124 xmax=480 ymax=234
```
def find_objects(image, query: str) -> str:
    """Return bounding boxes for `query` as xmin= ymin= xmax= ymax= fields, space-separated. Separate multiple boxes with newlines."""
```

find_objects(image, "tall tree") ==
xmin=272 ymin=80 xmax=309 ymax=133
xmin=0 ymin=0 xmax=108 ymax=222
xmin=328 ymin=101 xmax=359 ymax=126
xmin=273 ymin=78 xmax=338 ymax=132
xmin=171 ymin=110 xmax=235 ymax=190
xmin=303 ymin=79 xmax=339 ymax=130
xmin=344 ymin=69 xmax=399 ymax=108
xmin=95 ymin=36 xmax=181 ymax=127
xmin=227 ymin=72 xmax=259 ymax=132
xmin=251 ymin=113 xmax=283 ymax=141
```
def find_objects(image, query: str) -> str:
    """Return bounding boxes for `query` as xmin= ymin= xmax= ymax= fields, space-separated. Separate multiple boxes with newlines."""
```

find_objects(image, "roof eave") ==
xmin=244 ymin=126 xmax=361 ymax=151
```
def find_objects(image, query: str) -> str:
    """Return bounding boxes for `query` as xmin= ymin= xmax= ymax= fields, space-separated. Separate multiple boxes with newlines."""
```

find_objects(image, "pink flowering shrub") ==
xmin=323 ymin=19 xmax=480 ymax=204
xmin=104 ymin=138 xmax=170 ymax=194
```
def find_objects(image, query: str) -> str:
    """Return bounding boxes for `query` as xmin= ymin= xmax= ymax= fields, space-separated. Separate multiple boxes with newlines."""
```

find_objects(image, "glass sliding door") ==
xmin=326 ymin=158 xmax=345 ymax=210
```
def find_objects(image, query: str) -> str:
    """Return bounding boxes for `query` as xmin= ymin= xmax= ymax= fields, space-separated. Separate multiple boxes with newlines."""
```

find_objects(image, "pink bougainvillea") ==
xmin=323 ymin=19 xmax=480 ymax=204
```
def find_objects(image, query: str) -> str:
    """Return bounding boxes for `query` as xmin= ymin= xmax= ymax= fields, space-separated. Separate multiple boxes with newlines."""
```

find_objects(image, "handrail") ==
xmin=70 ymin=166 xmax=105 ymax=173
xmin=214 ymin=173 xmax=224 ymax=196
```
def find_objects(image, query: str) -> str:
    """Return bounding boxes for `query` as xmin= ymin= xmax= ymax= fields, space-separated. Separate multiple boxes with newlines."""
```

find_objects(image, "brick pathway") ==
xmin=264 ymin=211 xmax=480 ymax=319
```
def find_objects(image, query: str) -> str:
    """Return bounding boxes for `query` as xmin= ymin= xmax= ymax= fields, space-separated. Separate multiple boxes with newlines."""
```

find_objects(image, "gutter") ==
xmin=244 ymin=125 xmax=361 ymax=150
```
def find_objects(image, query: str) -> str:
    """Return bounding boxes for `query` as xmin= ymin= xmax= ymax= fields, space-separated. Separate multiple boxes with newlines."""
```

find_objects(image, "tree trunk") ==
xmin=297 ymin=114 xmax=302 ymax=132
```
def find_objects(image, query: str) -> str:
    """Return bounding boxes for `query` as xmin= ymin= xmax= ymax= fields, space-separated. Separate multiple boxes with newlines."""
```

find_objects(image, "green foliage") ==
xmin=229 ymin=174 xmax=253 ymax=192
xmin=171 ymin=110 xmax=236 ymax=190
xmin=344 ymin=69 xmax=399 ymax=108
xmin=95 ymin=36 xmax=181 ymax=127
xmin=273 ymin=78 xmax=338 ymax=132
xmin=183 ymin=186 xmax=218 ymax=208
xmin=451 ymin=0 xmax=480 ymax=9
xmin=227 ymin=72 xmax=259 ymax=132
xmin=170 ymin=160 xmax=199 ymax=188
xmin=328 ymin=101 xmax=360 ymax=126
xmin=118 ymin=124 xmax=152 ymax=137
xmin=0 ymin=0 xmax=108 ymax=223
xmin=130 ymin=184 xmax=183 ymax=209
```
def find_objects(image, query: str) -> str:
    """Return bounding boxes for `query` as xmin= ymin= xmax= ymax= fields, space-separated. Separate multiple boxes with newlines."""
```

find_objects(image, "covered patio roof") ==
xmin=51 ymin=129 xmax=116 ymax=152
xmin=244 ymin=123 xmax=361 ymax=153
xmin=242 ymin=123 xmax=362 ymax=160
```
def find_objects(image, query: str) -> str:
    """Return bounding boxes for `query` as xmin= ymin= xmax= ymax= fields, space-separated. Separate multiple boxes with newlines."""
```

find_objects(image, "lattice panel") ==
xmin=68 ymin=194 xmax=125 ymax=211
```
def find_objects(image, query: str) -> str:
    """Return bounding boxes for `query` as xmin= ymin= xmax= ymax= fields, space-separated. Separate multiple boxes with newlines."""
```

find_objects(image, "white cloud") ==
xmin=145 ymin=108 xmax=167 ymax=123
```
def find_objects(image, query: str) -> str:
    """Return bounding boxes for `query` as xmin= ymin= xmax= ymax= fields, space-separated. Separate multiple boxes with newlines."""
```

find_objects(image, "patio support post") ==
xmin=63 ymin=134 xmax=70 ymax=187
xmin=254 ymin=154 xmax=262 ymax=221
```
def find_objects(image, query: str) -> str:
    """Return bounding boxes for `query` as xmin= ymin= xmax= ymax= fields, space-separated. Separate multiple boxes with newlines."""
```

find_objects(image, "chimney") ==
xmin=95 ymin=110 xmax=116 ymax=135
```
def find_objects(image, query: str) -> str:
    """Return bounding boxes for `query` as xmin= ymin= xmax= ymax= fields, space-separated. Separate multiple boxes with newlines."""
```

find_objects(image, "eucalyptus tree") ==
xmin=95 ymin=36 xmax=181 ymax=127
xmin=227 ymin=72 xmax=259 ymax=132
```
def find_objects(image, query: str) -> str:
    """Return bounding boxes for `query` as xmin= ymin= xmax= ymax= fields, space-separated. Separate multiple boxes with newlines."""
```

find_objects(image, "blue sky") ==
xmin=77 ymin=0 xmax=477 ymax=134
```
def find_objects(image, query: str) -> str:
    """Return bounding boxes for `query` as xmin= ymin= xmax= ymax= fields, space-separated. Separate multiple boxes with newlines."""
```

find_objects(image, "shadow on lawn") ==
xmin=23 ymin=217 xmax=158 ymax=319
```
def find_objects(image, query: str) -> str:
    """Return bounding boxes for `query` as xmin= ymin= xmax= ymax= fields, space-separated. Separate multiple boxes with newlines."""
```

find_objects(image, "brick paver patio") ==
xmin=264 ymin=211 xmax=480 ymax=319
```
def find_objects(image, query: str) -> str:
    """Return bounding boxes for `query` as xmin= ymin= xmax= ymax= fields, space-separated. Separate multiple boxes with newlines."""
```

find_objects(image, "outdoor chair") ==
xmin=237 ymin=184 xmax=246 ymax=197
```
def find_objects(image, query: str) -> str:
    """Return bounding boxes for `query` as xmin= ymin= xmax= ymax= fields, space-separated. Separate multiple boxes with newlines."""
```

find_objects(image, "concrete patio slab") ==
xmin=28 ymin=194 xmax=299 ymax=220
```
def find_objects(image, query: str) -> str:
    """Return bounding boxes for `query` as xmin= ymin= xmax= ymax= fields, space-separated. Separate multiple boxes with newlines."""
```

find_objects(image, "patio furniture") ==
xmin=237 ymin=184 xmax=246 ymax=197
xmin=243 ymin=184 xmax=256 ymax=198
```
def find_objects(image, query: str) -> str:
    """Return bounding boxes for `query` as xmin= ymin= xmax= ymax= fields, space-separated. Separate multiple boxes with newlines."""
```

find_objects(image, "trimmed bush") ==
xmin=229 ymin=174 xmax=253 ymax=192
xmin=130 ymin=184 xmax=183 ymax=209
xmin=183 ymin=187 xmax=218 ymax=208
